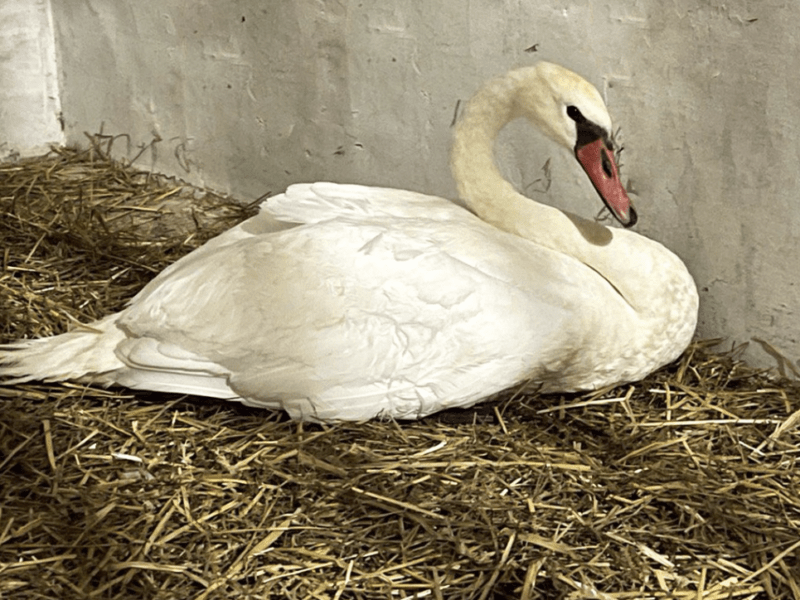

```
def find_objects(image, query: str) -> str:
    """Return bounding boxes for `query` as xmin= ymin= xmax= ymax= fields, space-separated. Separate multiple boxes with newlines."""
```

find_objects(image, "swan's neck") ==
xmin=449 ymin=69 xmax=686 ymax=318
xmin=451 ymin=70 xmax=582 ymax=251
xmin=449 ymin=67 xmax=698 ymax=381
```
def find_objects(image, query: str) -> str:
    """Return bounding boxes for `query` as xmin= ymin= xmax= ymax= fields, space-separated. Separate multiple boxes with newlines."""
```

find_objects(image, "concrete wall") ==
xmin=0 ymin=0 xmax=63 ymax=157
xmin=12 ymin=0 xmax=800 ymax=371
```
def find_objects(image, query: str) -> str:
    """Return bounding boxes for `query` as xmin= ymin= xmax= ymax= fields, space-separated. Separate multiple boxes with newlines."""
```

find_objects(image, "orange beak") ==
xmin=575 ymin=138 xmax=637 ymax=227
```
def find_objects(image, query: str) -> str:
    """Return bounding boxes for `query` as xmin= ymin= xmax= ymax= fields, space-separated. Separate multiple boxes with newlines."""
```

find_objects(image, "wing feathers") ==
xmin=264 ymin=182 xmax=468 ymax=224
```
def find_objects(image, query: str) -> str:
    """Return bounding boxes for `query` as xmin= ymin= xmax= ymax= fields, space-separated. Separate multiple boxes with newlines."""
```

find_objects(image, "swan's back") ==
xmin=0 ymin=183 xmax=657 ymax=421
xmin=119 ymin=184 xmax=619 ymax=420
xmin=0 ymin=61 xmax=698 ymax=421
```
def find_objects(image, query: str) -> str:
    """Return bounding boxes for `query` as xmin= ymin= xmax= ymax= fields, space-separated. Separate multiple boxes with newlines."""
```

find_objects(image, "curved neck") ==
xmin=450 ymin=70 xmax=586 ymax=254
xmin=449 ymin=69 xmax=652 ymax=311
xmin=448 ymin=68 xmax=698 ymax=367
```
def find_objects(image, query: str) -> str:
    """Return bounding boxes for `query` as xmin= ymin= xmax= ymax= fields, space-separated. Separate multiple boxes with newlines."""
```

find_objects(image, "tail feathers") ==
xmin=0 ymin=315 xmax=126 ymax=384
xmin=1 ymin=315 xmax=246 ymax=402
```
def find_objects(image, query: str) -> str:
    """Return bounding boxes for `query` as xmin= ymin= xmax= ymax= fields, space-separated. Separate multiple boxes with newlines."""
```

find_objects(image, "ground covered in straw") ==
xmin=1 ymin=141 xmax=799 ymax=600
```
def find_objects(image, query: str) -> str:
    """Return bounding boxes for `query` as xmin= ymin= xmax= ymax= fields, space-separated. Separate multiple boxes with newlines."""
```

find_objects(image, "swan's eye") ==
xmin=570 ymin=107 xmax=610 ymax=151
xmin=566 ymin=105 xmax=586 ymax=123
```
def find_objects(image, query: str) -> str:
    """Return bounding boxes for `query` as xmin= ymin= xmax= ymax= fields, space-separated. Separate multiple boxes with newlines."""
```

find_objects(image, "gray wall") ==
xmin=43 ymin=1 xmax=800 ymax=370
xmin=0 ymin=0 xmax=63 ymax=156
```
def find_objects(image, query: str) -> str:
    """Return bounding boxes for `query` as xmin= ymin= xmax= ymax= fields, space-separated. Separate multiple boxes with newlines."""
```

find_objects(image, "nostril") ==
xmin=601 ymin=150 xmax=613 ymax=178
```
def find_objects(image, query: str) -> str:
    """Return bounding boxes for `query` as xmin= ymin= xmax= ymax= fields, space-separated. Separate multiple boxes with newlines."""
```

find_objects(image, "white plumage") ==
xmin=0 ymin=62 xmax=698 ymax=421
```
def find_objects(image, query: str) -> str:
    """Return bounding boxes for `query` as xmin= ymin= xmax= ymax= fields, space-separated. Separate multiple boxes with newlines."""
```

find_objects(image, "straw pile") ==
xmin=1 ymin=139 xmax=798 ymax=600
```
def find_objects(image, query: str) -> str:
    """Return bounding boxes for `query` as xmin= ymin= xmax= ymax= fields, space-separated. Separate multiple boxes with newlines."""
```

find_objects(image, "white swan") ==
xmin=0 ymin=62 xmax=698 ymax=422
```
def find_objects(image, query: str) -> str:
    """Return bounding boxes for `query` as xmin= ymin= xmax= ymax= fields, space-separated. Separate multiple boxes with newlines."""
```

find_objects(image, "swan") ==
xmin=0 ymin=62 xmax=698 ymax=422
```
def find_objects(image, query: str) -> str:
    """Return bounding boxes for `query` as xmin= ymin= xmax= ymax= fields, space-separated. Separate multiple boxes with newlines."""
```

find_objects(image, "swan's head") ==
xmin=514 ymin=62 xmax=637 ymax=227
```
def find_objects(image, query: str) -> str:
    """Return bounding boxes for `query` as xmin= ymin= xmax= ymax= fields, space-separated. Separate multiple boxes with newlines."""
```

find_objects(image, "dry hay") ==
xmin=0 ymin=139 xmax=799 ymax=600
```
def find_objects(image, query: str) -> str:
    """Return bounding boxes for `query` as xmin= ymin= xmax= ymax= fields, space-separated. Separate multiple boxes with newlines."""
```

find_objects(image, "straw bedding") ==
xmin=1 ymin=138 xmax=798 ymax=600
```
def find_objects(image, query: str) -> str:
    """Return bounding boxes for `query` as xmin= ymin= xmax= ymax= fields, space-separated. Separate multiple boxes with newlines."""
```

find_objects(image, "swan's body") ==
xmin=0 ymin=63 xmax=698 ymax=421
